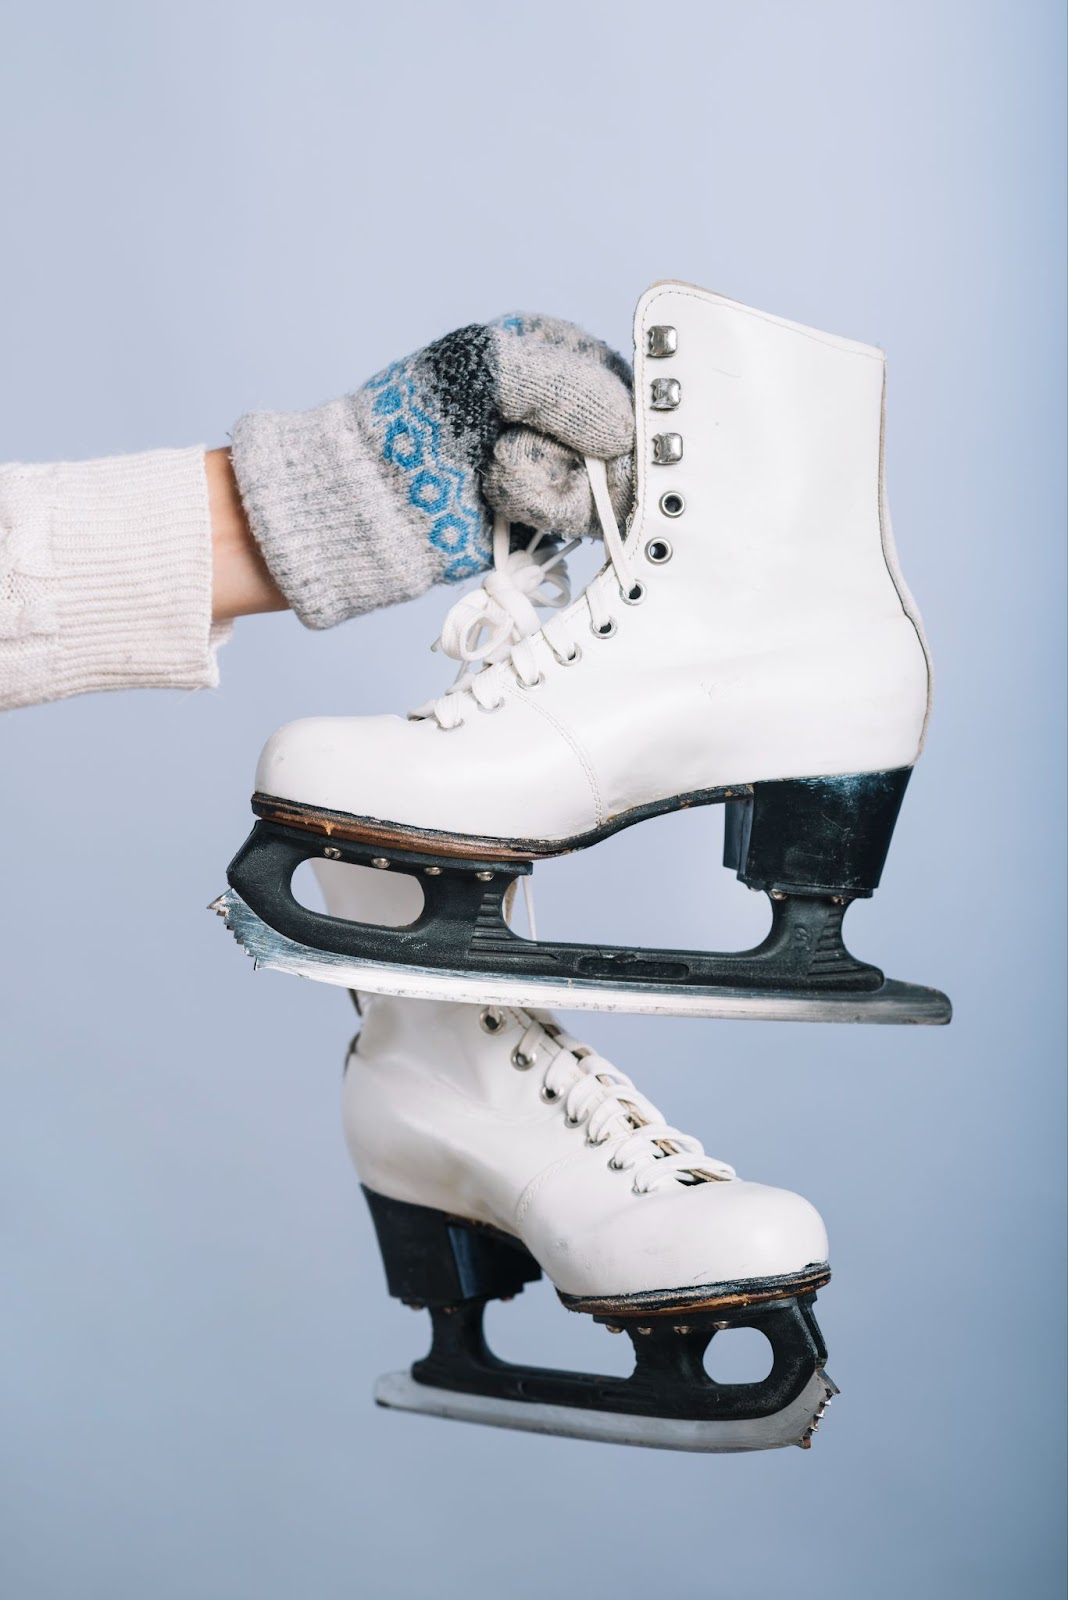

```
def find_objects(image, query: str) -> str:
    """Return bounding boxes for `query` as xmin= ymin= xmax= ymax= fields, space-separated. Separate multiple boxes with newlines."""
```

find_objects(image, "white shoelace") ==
xmin=413 ymin=457 xmax=632 ymax=731
xmin=505 ymin=1012 xmax=735 ymax=1196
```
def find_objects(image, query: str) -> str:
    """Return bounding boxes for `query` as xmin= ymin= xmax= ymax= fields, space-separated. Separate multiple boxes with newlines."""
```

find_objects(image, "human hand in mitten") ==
xmin=230 ymin=314 xmax=634 ymax=630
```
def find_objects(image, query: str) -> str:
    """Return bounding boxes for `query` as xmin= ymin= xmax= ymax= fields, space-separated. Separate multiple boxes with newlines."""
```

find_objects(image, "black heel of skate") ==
xmin=716 ymin=767 xmax=913 ymax=1000
xmin=362 ymin=1188 xmax=542 ymax=1307
xmin=723 ymin=767 xmax=911 ymax=897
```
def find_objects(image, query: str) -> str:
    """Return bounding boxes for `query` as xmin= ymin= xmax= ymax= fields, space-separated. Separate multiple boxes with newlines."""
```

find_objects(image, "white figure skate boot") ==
xmin=218 ymin=281 xmax=949 ymax=1024
xmin=320 ymin=861 xmax=835 ymax=1453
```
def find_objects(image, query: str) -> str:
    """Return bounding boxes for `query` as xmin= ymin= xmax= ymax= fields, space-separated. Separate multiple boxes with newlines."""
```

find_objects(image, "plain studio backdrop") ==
xmin=1 ymin=4 xmax=1064 ymax=1598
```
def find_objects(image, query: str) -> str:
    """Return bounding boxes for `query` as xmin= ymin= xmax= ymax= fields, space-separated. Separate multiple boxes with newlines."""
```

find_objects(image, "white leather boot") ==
xmin=257 ymin=281 xmax=929 ymax=829
xmin=220 ymin=281 xmax=948 ymax=1023
xmin=318 ymin=860 xmax=835 ymax=1451
xmin=348 ymin=993 xmax=829 ymax=1304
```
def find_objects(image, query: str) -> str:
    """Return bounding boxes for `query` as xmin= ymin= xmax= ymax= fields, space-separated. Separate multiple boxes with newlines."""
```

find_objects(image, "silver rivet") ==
xmin=605 ymin=1323 xmax=623 ymax=1334
xmin=475 ymin=869 xmax=494 ymax=882
xmin=591 ymin=617 xmax=617 ymax=639
xmin=652 ymin=432 xmax=683 ymax=465
xmin=635 ymin=1326 xmax=653 ymax=1336
xmin=713 ymin=1319 xmax=731 ymax=1330
xmin=647 ymin=325 xmax=677 ymax=358
xmin=322 ymin=845 xmax=342 ymax=860
xmin=659 ymin=491 xmax=685 ymax=519
xmin=371 ymin=857 xmax=390 ymax=870
xmin=644 ymin=538 xmax=673 ymax=564
xmin=479 ymin=1007 xmax=504 ymax=1033
xmin=770 ymin=890 xmax=787 ymax=901
xmin=424 ymin=865 xmax=442 ymax=876
xmin=672 ymin=1324 xmax=694 ymax=1335
xmin=651 ymin=377 xmax=681 ymax=409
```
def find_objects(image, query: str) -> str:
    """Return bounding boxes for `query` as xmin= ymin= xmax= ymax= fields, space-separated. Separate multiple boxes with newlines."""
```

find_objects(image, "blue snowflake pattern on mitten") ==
xmin=366 ymin=360 xmax=487 ymax=581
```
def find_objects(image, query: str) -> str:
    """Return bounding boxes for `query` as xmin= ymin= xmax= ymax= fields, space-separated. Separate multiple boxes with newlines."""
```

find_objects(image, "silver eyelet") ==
xmin=511 ymin=1047 xmax=535 ymax=1070
xmin=644 ymin=538 xmax=673 ymax=565
xmin=521 ymin=672 xmax=546 ymax=689
xmin=620 ymin=581 xmax=645 ymax=606
xmin=658 ymin=492 xmax=685 ymax=519
xmin=563 ymin=1113 xmax=583 ymax=1128
xmin=552 ymin=644 xmax=581 ymax=667
xmin=479 ymin=1007 xmax=505 ymax=1034
xmin=591 ymin=618 xmax=617 ymax=639
xmin=477 ymin=698 xmax=505 ymax=713
xmin=540 ymin=1084 xmax=559 ymax=1103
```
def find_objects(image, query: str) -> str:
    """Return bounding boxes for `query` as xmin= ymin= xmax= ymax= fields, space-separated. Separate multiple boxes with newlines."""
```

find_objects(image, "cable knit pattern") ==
xmin=0 ymin=447 xmax=228 ymax=711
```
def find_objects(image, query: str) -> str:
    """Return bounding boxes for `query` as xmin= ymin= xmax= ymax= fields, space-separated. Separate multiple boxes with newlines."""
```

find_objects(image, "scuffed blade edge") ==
xmin=211 ymin=890 xmax=952 ymax=1025
xmin=372 ymin=1368 xmax=837 ymax=1452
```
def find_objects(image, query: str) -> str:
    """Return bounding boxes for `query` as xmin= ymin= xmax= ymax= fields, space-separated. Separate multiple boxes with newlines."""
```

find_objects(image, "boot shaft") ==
xmin=630 ymin=282 xmax=926 ymax=652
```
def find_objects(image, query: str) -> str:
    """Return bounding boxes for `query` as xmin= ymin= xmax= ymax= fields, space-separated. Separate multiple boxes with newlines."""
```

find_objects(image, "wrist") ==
xmin=208 ymin=447 xmax=287 ymax=622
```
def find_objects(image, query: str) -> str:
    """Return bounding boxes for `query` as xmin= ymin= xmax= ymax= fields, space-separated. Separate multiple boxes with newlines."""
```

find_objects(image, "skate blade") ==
xmin=212 ymin=890 xmax=952 ymax=1025
xmin=373 ymin=1368 xmax=837 ymax=1452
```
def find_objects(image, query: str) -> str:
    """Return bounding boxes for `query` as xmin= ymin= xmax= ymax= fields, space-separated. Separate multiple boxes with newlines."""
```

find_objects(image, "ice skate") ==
xmin=323 ymin=863 xmax=836 ymax=1453
xmin=216 ymin=280 xmax=950 ymax=1024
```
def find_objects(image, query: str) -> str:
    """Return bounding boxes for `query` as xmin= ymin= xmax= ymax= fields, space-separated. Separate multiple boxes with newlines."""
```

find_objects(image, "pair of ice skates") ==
xmin=215 ymin=282 xmax=950 ymax=1453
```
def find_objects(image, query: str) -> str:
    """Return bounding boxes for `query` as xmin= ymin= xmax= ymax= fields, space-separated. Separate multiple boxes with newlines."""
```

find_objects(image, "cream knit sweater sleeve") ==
xmin=0 ymin=447 xmax=230 ymax=711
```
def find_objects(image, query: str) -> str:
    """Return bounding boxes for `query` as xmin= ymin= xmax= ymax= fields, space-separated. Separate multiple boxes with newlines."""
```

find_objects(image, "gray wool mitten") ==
xmin=230 ymin=315 xmax=634 ymax=630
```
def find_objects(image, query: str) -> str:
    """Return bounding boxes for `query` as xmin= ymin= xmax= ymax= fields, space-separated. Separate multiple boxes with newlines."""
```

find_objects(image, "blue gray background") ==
xmin=1 ymin=3 xmax=1065 ymax=1597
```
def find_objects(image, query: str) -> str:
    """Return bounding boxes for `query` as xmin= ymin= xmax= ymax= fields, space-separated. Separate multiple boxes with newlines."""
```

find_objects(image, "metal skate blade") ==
xmin=373 ymin=1369 xmax=836 ymax=1453
xmin=212 ymin=890 xmax=951 ymax=1025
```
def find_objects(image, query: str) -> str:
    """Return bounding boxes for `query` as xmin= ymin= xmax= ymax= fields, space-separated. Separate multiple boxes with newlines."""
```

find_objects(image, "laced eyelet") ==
xmin=551 ymin=643 xmax=581 ymax=667
xmin=480 ymin=1007 xmax=505 ymax=1034
xmin=645 ymin=538 xmax=673 ymax=564
xmin=620 ymin=581 xmax=645 ymax=606
xmin=520 ymin=672 xmax=546 ymax=690
xmin=591 ymin=618 xmax=617 ymax=639
xmin=563 ymin=1113 xmax=583 ymax=1128
xmin=658 ymin=492 xmax=685 ymax=519
xmin=540 ymin=1084 xmax=560 ymax=1103
xmin=511 ymin=1047 xmax=535 ymax=1070
xmin=437 ymin=717 xmax=466 ymax=731
xmin=476 ymin=698 xmax=505 ymax=713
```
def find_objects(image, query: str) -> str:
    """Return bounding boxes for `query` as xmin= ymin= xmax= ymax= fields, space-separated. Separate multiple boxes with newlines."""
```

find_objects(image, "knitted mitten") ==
xmin=230 ymin=315 xmax=634 ymax=629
